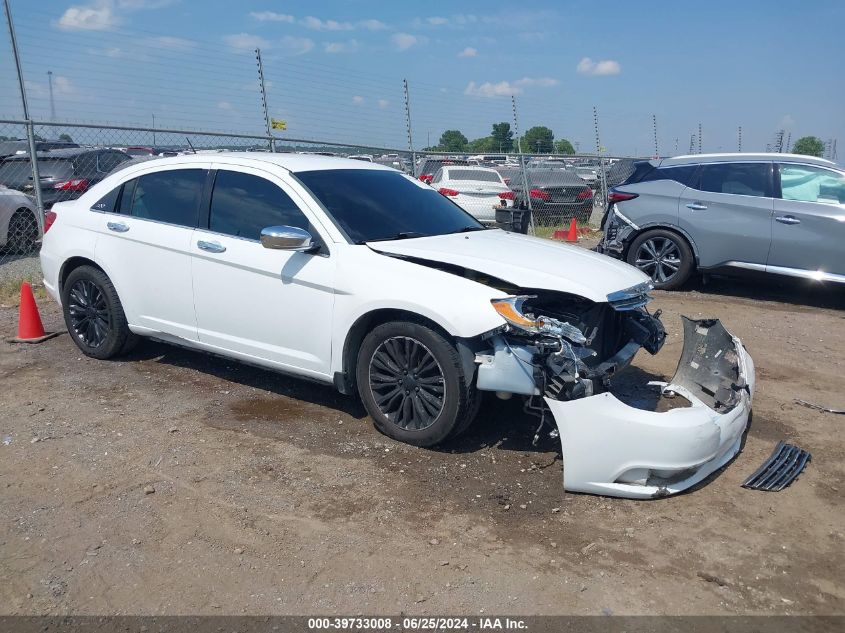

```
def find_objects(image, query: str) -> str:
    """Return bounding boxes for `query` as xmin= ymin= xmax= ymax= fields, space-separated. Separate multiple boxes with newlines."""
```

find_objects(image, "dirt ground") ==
xmin=1 ymin=270 xmax=843 ymax=616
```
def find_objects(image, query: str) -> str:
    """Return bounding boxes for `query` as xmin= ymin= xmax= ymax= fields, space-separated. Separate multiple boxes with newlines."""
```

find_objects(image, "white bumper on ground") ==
xmin=546 ymin=317 xmax=755 ymax=499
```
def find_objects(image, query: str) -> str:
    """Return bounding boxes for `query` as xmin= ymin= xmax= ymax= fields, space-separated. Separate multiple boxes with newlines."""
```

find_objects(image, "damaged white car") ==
xmin=41 ymin=154 xmax=754 ymax=499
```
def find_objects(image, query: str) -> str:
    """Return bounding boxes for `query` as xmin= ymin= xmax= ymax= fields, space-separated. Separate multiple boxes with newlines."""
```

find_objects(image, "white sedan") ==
xmin=429 ymin=166 xmax=513 ymax=224
xmin=40 ymin=153 xmax=754 ymax=498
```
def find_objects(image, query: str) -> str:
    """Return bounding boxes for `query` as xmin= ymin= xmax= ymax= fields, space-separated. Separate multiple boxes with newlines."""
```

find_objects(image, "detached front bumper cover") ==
xmin=546 ymin=317 xmax=755 ymax=499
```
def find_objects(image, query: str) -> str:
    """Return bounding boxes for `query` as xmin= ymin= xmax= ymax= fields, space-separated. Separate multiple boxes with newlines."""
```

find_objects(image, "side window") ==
xmin=698 ymin=163 xmax=770 ymax=197
xmin=129 ymin=169 xmax=205 ymax=226
xmin=779 ymin=164 xmax=845 ymax=204
xmin=639 ymin=165 xmax=698 ymax=187
xmin=431 ymin=169 xmax=443 ymax=184
xmin=209 ymin=170 xmax=310 ymax=240
xmin=97 ymin=152 xmax=128 ymax=173
xmin=91 ymin=185 xmax=120 ymax=212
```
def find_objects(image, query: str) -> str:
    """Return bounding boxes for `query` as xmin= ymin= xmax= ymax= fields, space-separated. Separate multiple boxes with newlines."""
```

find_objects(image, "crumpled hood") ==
xmin=368 ymin=230 xmax=649 ymax=302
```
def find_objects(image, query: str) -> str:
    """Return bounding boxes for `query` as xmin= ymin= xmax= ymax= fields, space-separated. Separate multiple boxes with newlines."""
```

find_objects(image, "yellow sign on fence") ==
xmin=271 ymin=118 xmax=287 ymax=130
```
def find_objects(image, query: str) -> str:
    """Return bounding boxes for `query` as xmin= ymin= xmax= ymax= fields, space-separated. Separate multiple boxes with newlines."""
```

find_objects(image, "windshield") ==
xmin=295 ymin=169 xmax=484 ymax=243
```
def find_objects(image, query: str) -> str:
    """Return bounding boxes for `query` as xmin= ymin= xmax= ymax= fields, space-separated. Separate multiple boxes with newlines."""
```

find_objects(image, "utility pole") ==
xmin=255 ymin=48 xmax=275 ymax=152
xmin=832 ymin=139 xmax=838 ymax=161
xmin=512 ymin=95 xmax=534 ymax=235
xmin=738 ymin=126 xmax=742 ymax=152
xmin=403 ymin=79 xmax=415 ymax=168
xmin=47 ymin=70 xmax=56 ymax=121
xmin=593 ymin=106 xmax=608 ymax=209
xmin=774 ymin=130 xmax=784 ymax=153
xmin=825 ymin=138 xmax=833 ymax=159
xmin=698 ymin=122 xmax=702 ymax=154
xmin=674 ymin=137 xmax=679 ymax=154
xmin=689 ymin=134 xmax=695 ymax=154
xmin=785 ymin=132 xmax=791 ymax=153
xmin=4 ymin=0 xmax=44 ymax=224
xmin=652 ymin=114 xmax=658 ymax=158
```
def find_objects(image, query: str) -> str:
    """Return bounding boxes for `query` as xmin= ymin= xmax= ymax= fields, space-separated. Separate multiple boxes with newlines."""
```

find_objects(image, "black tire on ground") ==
xmin=7 ymin=209 xmax=39 ymax=254
xmin=356 ymin=320 xmax=478 ymax=447
xmin=61 ymin=265 xmax=138 ymax=360
xmin=516 ymin=209 xmax=531 ymax=234
xmin=626 ymin=228 xmax=694 ymax=290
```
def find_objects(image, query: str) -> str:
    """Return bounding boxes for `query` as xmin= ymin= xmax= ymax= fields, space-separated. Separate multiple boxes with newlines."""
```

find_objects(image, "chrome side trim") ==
xmin=724 ymin=261 xmax=845 ymax=283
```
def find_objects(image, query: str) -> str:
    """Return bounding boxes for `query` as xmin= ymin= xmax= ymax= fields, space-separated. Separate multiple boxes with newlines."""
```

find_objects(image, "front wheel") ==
xmin=356 ymin=321 xmax=478 ymax=447
xmin=626 ymin=229 xmax=694 ymax=290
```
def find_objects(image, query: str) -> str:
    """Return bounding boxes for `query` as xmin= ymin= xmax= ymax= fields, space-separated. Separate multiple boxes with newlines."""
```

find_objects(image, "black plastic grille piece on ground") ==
xmin=742 ymin=441 xmax=811 ymax=491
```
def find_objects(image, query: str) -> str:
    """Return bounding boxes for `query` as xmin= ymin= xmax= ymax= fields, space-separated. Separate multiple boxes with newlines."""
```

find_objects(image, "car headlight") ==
xmin=491 ymin=296 xmax=586 ymax=343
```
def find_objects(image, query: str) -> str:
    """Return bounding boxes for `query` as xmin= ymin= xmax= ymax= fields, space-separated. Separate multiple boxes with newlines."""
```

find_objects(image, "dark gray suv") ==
xmin=598 ymin=153 xmax=845 ymax=289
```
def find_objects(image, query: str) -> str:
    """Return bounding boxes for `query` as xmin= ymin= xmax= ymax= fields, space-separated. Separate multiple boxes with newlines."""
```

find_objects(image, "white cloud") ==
xmin=378 ymin=99 xmax=389 ymax=109
xmin=464 ymin=76 xmax=558 ymax=97
xmin=351 ymin=95 xmax=365 ymax=105
xmin=52 ymin=75 xmax=75 ymax=95
xmin=300 ymin=16 xmax=386 ymax=31
xmin=779 ymin=114 xmax=795 ymax=129
xmin=223 ymin=32 xmax=269 ymax=51
xmin=249 ymin=11 xmax=294 ymax=23
xmin=57 ymin=2 xmax=118 ymax=31
xmin=427 ymin=16 xmax=448 ymax=25
xmin=576 ymin=57 xmax=621 ymax=76
xmin=391 ymin=32 xmax=419 ymax=51
xmin=458 ymin=46 xmax=477 ymax=58
xmin=324 ymin=40 xmax=359 ymax=54
xmin=217 ymin=101 xmax=233 ymax=111
xmin=279 ymin=36 xmax=314 ymax=55
xmin=117 ymin=0 xmax=174 ymax=8
xmin=147 ymin=35 xmax=195 ymax=49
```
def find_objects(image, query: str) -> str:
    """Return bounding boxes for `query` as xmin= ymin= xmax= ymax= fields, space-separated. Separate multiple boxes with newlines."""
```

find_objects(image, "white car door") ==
xmin=190 ymin=165 xmax=336 ymax=378
xmin=91 ymin=165 xmax=208 ymax=341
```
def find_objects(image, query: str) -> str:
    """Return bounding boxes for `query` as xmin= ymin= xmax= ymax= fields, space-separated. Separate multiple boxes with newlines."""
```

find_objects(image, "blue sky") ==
xmin=2 ymin=0 xmax=843 ymax=156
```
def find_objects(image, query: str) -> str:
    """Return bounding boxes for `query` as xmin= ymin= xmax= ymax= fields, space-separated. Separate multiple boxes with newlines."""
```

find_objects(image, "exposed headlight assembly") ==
xmin=491 ymin=296 xmax=586 ymax=344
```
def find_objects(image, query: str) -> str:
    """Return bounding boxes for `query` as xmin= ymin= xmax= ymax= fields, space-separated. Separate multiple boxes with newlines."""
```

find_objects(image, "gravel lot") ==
xmin=0 ymin=267 xmax=843 ymax=616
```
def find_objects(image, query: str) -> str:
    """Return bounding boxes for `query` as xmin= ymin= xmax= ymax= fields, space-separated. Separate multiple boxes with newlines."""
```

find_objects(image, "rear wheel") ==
xmin=626 ymin=229 xmax=694 ymax=290
xmin=7 ymin=209 xmax=39 ymax=254
xmin=61 ymin=265 xmax=138 ymax=359
xmin=356 ymin=321 xmax=478 ymax=447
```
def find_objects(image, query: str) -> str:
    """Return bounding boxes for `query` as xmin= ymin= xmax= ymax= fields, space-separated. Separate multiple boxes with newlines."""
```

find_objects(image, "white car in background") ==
xmin=40 ymin=153 xmax=754 ymax=499
xmin=430 ymin=166 xmax=514 ymax=224
xmin=0 ymin=186 xmax=39 ymax=254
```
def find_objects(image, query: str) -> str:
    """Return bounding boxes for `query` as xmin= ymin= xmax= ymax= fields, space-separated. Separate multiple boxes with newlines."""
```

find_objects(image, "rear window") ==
xmin=698 ymin=163 xmax=771 ymax=197
xmin=446 ymin=169 xmax=501 ymax=183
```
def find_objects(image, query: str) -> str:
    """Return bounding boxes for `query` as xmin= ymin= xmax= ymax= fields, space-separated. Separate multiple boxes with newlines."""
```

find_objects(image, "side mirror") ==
xmin=260 ymin=225 xmax=314 ymax=251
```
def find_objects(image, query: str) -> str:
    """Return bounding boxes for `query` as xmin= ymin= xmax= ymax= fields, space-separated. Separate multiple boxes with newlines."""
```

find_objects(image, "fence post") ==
xmin=593 ymin=106 xmax=608 ymax=212
xmin=255 ymin=47 xmax=275 ymax=152
xmin=403 ymin=79 xmax=416 ymax=171
xmin=4 ymin=0 xmax=44 ymax=232
xmin=511 ymin=95 xmax=534 ymax=235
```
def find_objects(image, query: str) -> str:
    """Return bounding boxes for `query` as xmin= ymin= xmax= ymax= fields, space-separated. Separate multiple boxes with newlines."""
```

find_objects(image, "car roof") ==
xmin=660 ymin=152 xmax=837 ymax=168
xmin=102 ymin=151 xmax=396 ymax=174
xmin=442 ymin=165 xmax=498 ymax=172
xmin=2 ymin=147 xmax=104 ymax=161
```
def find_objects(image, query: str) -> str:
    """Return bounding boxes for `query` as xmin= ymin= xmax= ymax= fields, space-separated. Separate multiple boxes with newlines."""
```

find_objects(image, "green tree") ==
xmin=437 ymin=130 xmax=468 ymax=152
xmin=522 ymin=126 xmax=555 ymax=153
xmin=33 ymin=133 xmax=44 ymax=141
xmin=490 ymin=122 xmax=513 ymax=152
xmin=58 ymin=133 xmax=74 ymax=142
xmin=555 ymin=138 xmax=575 ymax=154
xmin=791 ymin=136 xmax=825 ymax=157
xmin=466 ymin=136 xmax=497 ymax=152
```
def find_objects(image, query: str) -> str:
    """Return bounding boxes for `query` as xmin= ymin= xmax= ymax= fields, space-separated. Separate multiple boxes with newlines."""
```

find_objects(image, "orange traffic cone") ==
xmin=565 ymin=218 xmax=578 ymax=242
xmin=8 ymin=283 xmax=61 ymax=344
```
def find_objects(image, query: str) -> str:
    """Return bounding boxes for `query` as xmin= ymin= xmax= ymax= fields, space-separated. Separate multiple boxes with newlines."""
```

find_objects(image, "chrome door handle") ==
xmin=107 ymin=221 xmax=129 ymax=233
xmin=775 ymin=215 xmax=801 ymax=225
xmin=685 ymin=202 xmax=708 ymax=211
xmin=197 ymin=240 xmax=226 ymax=253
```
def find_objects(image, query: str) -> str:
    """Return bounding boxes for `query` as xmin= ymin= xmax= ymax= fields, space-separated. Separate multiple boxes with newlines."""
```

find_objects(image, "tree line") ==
xmin=424 ymin=122 xmax=575 ymax=154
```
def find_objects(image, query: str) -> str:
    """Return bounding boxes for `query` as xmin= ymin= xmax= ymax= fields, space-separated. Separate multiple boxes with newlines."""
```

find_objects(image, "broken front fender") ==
xmin=546 ymin=318 xmax=755 ymax=499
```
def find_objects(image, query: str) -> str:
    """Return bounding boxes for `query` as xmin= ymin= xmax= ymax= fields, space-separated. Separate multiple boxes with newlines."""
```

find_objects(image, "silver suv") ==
xmin=597 ymin=153 xmax=845 ymax=289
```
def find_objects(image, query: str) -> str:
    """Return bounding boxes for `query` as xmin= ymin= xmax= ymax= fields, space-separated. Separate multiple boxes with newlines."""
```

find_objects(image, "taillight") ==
xmin=420 ymin=174 xmax=433 ymax=183
xmin=44 ymin=210 xmax=57 ymax=233
xmin=498 ymin=191 xmax=515 ymax=200
xmin=438 ymin=188 xmax=459 ymax=197
xmin=577 ymin=189 xmax=594 ymax=200
xmin=607 ymin=190 xmax=639 ymax=204
xmin=529 ymin=188 xmax=551 ymax=201
xmin=53 ymin=178 xmax=89 ymax=192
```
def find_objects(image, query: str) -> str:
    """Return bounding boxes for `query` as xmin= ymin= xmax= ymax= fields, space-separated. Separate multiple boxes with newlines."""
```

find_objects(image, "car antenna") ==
xmin=185 ymin=137 xmax=197 ymax=154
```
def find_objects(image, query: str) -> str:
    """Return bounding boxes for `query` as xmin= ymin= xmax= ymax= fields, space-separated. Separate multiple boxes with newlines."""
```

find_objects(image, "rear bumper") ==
xmin=546 ymin=318 xmax=754 ymax=499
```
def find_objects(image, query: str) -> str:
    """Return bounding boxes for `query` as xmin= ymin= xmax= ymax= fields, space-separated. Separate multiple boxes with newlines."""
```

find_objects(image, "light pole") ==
xmin=151 ymin=114 xmax=156 ymax=146
xmin=47 ymin=70 xmax=56 ymax=121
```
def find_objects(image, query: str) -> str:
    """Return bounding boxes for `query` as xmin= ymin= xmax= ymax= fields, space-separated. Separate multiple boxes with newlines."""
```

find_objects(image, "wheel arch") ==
xmin=59 ymin=256 xmax=107 ymax=294
xmin=334 ymin=308 xmax=477 ymax=395
xmin=626 ymin=223 xmax=700 ymax=268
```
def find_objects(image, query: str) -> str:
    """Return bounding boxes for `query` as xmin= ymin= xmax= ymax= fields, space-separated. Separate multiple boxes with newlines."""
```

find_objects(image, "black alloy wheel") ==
xmin=368 ymin=336 xmax=445 ymax=431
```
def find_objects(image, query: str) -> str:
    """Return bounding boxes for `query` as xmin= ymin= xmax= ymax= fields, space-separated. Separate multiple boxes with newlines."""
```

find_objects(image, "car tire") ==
xmin=626 ymin=229 xmax=694 ymax=290
xmin=7 ymin=209 xmax=39 ymax=254
xmin=61 ymin=265 xmax=138 ymax=360
xmin=356 ymin=321 xmax=478 ymax=447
